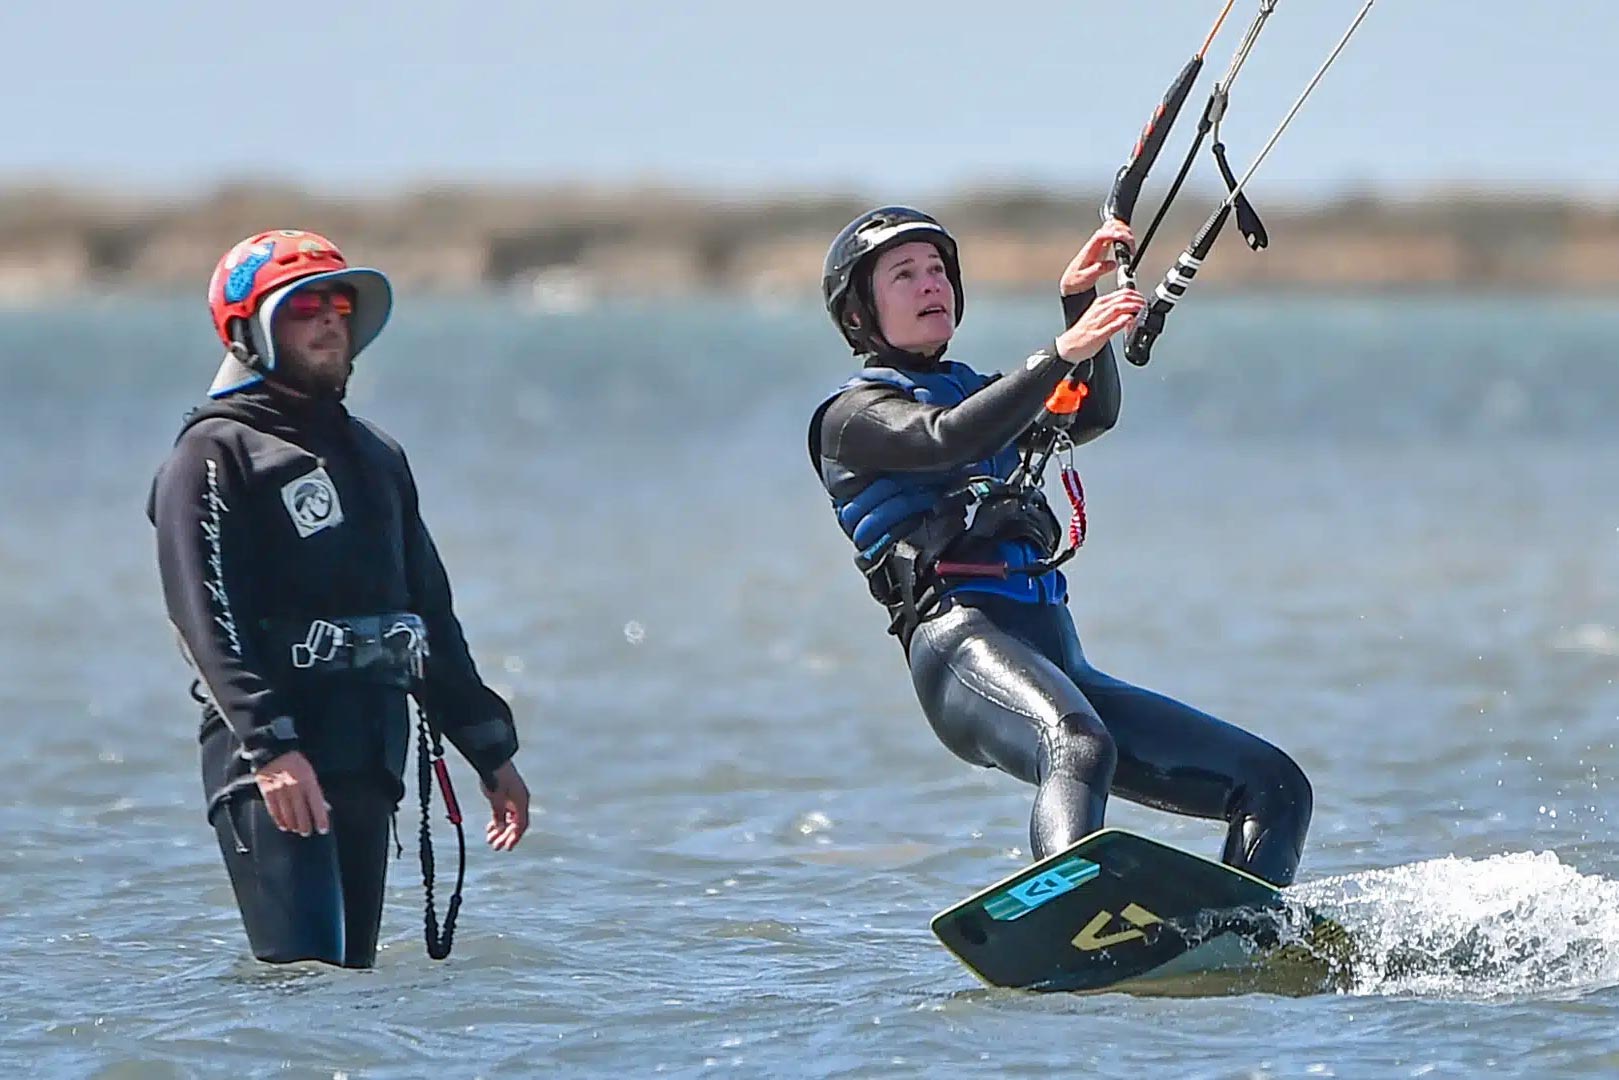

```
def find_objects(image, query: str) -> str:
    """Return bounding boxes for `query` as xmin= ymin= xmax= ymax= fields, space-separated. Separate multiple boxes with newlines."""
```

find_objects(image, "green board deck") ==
xmin=930 ymin=828 xmax=1350 ymax=994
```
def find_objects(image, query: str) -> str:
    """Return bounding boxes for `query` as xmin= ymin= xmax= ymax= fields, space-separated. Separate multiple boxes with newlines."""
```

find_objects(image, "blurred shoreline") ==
xmin=3 ymin=182 xmax=1616 ymax=305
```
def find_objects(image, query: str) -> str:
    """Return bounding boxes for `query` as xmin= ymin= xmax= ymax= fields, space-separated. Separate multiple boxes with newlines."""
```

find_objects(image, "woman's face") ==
xmin=868 ymin=241 xmax=955 ymax=353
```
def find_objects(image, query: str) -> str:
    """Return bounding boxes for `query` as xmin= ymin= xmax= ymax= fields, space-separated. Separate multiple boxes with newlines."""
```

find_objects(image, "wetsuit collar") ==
xmin=869 ymin=342 xmax=949 ymax=372
xmin=259 ymin=382 xmax=349 ymax=425
xmin=175 ymin=384 xmax=350 ymax=444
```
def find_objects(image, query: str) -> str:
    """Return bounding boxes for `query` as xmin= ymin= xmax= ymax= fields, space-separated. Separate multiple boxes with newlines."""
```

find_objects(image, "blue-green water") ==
xmin=2 ymin=292 xmax=1619 ymax=1078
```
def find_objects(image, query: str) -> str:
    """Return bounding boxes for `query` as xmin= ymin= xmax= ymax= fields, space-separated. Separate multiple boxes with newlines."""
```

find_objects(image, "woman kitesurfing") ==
xmin=807 ymin=0 xmax=1377 ymax=889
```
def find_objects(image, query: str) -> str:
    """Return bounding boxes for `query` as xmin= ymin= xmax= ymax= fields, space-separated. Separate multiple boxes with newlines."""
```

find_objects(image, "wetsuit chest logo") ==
xmin=280 ymin=466 xmax=345 ymax=538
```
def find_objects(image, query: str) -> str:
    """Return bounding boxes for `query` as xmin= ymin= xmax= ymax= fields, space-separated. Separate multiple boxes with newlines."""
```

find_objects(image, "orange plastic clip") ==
xmin=1044 ymin=380 xmax=1089 ymax=416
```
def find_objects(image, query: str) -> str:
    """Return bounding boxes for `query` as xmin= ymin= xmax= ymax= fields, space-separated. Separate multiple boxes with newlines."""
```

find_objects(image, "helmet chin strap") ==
xmin=225 ymin=319 xmax=269 ymax=373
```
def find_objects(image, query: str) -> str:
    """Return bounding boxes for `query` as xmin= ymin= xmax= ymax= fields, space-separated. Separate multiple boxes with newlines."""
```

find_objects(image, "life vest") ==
xmin=809 ymin=358 xmax=1066 ymax=642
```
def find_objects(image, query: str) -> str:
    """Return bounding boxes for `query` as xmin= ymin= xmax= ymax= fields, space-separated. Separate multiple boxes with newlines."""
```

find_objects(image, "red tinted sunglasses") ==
xmin=284 ymin=289 xmax=355 ymax=320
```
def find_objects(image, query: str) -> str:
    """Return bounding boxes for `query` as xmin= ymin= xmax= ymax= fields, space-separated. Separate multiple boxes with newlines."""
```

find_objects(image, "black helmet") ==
xmin=822 ymin=206 xmax=964 ymax=353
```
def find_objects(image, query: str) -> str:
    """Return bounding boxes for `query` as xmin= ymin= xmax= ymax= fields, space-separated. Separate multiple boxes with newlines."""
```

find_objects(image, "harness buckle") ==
xmin=291 ymin=618 xmax=350 ymax=669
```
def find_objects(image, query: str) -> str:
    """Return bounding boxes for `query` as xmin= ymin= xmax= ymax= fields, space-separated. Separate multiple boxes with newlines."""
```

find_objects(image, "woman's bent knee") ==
xmin=1040 ymin=712 xmax=1117 ymax=787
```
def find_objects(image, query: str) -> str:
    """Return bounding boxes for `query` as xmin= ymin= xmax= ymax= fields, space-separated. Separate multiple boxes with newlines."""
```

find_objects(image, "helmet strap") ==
xmin=845 ymin=272 xmax=890 ymax=354
xmin=226 ymin=317 xmax=268 ymax=373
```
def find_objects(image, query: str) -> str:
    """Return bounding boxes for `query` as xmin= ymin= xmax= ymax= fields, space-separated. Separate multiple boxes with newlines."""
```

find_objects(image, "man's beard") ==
xmin=273 ymin=344 xmax=351 ymax=399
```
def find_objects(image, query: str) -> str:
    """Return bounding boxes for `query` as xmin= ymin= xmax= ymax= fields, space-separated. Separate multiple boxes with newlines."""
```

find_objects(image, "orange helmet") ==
xmin=205 ymin=229 xmax=392 ymax=398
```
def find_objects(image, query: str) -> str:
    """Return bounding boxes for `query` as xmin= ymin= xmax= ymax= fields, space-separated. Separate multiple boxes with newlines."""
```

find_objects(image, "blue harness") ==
xmin=814 ymin=360 xmax=1067 ymax=628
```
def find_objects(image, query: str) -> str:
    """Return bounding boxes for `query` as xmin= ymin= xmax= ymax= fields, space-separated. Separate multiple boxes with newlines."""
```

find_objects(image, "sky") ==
xmin=3 ymin=1 xmax=1613 ymax=202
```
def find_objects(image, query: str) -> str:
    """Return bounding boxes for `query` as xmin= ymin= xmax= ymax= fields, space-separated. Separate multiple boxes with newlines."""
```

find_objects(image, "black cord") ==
xmin=417 ymin=704 xmax=466 ymax=960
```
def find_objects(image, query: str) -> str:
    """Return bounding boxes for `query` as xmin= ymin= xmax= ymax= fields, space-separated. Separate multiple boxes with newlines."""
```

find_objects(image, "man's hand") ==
xmin=482 ymin=760 xmax=531 ymax=852
xmin=254 ymin=750 xmax=330 ymax=836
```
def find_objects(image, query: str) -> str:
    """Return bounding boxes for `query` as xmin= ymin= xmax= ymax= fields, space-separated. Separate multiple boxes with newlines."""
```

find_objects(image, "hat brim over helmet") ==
xmin=821 ymin=207 xmax=964 ymax=353
xmin=205 ymin=229 xmax=393 ymax=398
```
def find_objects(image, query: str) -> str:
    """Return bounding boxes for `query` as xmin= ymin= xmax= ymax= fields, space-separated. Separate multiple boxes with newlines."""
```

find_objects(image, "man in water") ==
xmin=148 ymin=229 xmax=531 ymax=967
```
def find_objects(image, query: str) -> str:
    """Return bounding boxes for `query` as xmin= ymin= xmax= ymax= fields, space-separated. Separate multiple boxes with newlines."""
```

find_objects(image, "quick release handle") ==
xmin=1021 ymin=377 xmax=1091 ymax=440
xmin=1009 ymin=372 xmax=1090 ymax=489
xmin=432 ymin=758 xmax=463 ymax=825
xmin=1046 ymin=378 xmax=1089 ymax=415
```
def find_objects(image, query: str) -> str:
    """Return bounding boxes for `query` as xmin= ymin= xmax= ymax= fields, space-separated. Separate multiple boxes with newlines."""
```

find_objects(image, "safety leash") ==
xmin=417 ymin=703 xmax=466 ymax=960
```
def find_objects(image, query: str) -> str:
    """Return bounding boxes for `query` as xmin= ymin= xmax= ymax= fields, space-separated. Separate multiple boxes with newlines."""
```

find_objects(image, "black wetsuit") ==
xmin=147 ymin=386 xmax=518 ymax=966
xmin=811 ymin=316 xmax=1312 ymax=886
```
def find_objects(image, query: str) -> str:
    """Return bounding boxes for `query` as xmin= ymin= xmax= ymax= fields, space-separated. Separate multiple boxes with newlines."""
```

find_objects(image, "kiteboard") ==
xmin=931 ymin=828 xmax=1351 ymax=994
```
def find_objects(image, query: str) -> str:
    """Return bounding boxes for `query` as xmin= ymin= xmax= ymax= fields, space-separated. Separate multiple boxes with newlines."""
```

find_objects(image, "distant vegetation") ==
xmin=2 ymin=183 xmax=1615 ymax=302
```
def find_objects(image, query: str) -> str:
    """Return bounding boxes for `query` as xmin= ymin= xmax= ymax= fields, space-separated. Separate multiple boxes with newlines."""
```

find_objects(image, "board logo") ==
xmin=1070 ymin=902 xmax=1162 ymax=951
xmin=280 ymin=466 xmax=344 ymax=538
xmin=983 ymin=856 xmax=1101 ymax=922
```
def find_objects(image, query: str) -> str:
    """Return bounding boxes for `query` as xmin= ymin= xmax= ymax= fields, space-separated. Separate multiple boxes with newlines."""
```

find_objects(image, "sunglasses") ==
xmin=284 ymin=289 xmax=355 ymax=320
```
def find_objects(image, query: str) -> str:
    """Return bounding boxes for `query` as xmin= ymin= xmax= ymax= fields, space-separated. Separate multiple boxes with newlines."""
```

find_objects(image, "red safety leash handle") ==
xmin=432 ymin=758 xmax=462 ymax=825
